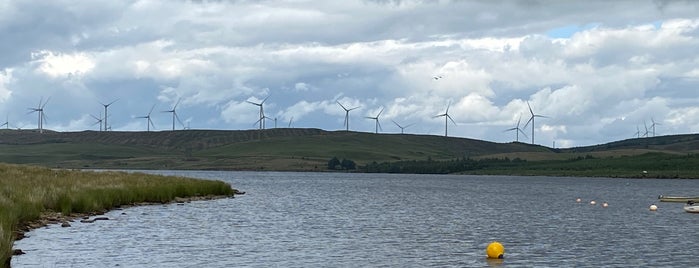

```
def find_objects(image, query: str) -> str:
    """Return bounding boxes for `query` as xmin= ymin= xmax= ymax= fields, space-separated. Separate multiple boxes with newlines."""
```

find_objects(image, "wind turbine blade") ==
xmin=41 ymin=97 xmax=50 ymax=109
xmin=261 ymin=95 xmax=270 ymax=104
xmin=518 ymin=128 xmax=529 ymax=138
xmin=523 ymin=117 xmax=533 ymax=130
xmin=148 ymin=104 xmax=156 ymax=116
xmin=445 ymin=100 xmax=451 ymax=114
xmin=504 ymin=127 xmax=517 ymax=132
xmin=392 ymin=120 xmax=401 ymax=128
xmin=175 ymin=112 xmax=184 ymax=127
xmin=174 ymin=98 xmax=181 ymax=110
xmin=377 ymin=107 xmax=384 ymax=117
xmin=516 ymin=115 xmax=522 ymax=127
xmin=349 ymin=106 xmax=360 ymax=111
xmin=527 ymin=101 xmax=534 ymax=116
xmin=337 ymin=101 xmax=348 ymax=111
xmin=447 ymin=114 xmax=456 ymax=125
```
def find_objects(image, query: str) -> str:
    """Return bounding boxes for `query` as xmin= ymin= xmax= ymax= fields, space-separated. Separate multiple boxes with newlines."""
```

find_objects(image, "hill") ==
xmin=0 ymin=128 xmax=697 ymax=177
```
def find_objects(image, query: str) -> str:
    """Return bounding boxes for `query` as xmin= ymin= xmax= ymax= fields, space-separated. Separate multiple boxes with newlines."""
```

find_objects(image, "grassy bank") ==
xmin=0 ymin=163 xmax=235 ymax=266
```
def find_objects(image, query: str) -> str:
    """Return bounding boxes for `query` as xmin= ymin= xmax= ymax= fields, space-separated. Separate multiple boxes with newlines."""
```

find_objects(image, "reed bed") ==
xmin=0 ymin=163 xmax=234 ymax=266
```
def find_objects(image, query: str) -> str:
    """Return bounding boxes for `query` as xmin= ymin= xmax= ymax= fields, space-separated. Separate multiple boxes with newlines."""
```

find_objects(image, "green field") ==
xmin=0 ymin=128 xmax=698 ymax=178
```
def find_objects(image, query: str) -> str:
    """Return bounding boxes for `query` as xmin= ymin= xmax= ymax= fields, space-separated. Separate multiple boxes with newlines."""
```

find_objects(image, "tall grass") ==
xmin=0 ymin=163 xmax=234 ymax=266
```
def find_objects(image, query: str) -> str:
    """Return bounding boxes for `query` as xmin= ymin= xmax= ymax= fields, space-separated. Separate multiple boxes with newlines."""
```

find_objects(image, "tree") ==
xmin=341 ymin=159 xmax=356 ymax=170
xmin=328 ymin=157 xmax=341 ymax=170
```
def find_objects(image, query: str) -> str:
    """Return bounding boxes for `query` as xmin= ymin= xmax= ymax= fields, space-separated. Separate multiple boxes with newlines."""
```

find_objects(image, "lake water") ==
xmin=12 ymin=171 xmax=699 ymax=267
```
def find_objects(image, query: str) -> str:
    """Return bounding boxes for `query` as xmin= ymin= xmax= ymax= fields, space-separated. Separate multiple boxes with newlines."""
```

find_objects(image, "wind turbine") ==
xmin=634 ymin=125 xmax=641 ymax=138
xmin=523 ymin=101 xmax=548 ymax=145
xmin=365 ymin=107 xmax=384 ymax=134
xmin=247 ymin=95 xmax=270 ymax=130
xmin=91 ymin=113 xmax=103 ymax=132
xmin=136 ymin=104 xmax=156 ymax=132
xmin=28 ymin=97 xmax=49 ymax=133
xmin=288 ymin=116 xmax=293 ymax=128
xmin=253 ymin=115 xmax=273 ymax=130
xmin=504 ymin=114 xmax=528 ymax=142
xmin=650 ymin=118 xmax=661 ymax=137
xmin=162 ymin=98 xmax=184 ymax=131
xmin=100 ymin=99 xmax=118 ymax=132
xmin=434 ymin=101 xmax=456 ymax=137
xmin=392 ymin=120 xmax=414 ymax=134
xmin=337 ymin=101 xmax=360 ymax=131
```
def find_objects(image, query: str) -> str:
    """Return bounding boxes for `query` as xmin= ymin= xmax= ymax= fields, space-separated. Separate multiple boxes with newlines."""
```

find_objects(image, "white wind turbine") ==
xmin=337 ymin=101 xmax=360 ymax=131
xmin=136 ymin=104 xmax=156 ymax=132
xmin=28 ymin=97 xmax=49 ymax=133
xmin=392 ymin=120 xmax=414 ymax=134
xmin=91 ymin=113 xmax=103 ymax=131
xmin=247 ymin=95 xmax=270 ymax=130
xmin=650 ymin=118 xmax=661 ymax=137
xmin=523 ymin=101 xmax=548 ymax=145
xmin=162 ymin=98 xmax=184 ymax=131
xmin=365 ymin=107 xmax=384 ymax=134
xmin=504 ymin=114 xmax=528 ymax=142
xmin=100 ymin=99 xmax=118 ymax=131
xmin=434 ymin=100 xmax=456 ymax=137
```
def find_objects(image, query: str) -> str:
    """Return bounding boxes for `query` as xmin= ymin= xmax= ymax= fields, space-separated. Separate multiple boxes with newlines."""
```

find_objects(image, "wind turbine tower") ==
xmin=247 ymin=95 xmax=269 ymax=130
xmin=100 ymin=99 xmax=118 ymax=132
xmin=137 ymin=104 xmax=156 ymax=132
xmin=28 ymin=97 xmax=49 ymax=133
xmin=650 ymin=118 xmax=661 ymax=137
xmin=337 ymin=101 xmax=360 ymax=131
xmin=434 ymin=101 xmax=456 ymax=137
xmin=162 ymin=98 xmax=184 ymax=131
xmin=365 ymin=107 xmax=384 ymax=134
xmin=523 ymin=101 xmax=548 ymax=144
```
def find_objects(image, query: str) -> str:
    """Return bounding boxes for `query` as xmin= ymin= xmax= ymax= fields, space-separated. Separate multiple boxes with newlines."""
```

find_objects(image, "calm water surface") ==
xmin=12 ymin=171 xmax=699 ymax=267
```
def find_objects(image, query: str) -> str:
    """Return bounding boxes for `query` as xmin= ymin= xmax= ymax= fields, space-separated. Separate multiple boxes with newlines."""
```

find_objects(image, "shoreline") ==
xmin=12 ymin=194 xmax=235 ymax=256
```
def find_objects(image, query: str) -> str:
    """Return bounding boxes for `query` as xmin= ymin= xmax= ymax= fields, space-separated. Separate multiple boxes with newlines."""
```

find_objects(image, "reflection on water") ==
xmin=12 ymin=171 xmax=699 ymax=267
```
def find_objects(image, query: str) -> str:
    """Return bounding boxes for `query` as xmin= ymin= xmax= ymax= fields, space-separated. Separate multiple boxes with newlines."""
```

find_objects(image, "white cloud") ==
xmin=0 ymin=0 xmax=697 ymax=147
xmin=32 ymin=51 xmax=94 ymax=78
xmin=0 ymin=69 xmax=13 ymax=102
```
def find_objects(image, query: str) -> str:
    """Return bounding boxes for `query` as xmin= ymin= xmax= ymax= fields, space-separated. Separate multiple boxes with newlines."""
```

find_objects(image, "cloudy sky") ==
xmin=1 ymin=0 xmax=698 ymax=147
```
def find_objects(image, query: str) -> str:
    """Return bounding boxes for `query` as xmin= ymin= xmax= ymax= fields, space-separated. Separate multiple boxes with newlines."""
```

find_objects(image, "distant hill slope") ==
xmin=0 ymin=128 xmax=696 ymax=171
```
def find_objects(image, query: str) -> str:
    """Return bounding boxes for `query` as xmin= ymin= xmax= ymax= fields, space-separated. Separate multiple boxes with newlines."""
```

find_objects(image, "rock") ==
xmin=61 ymin=222 xmax=71 ymax=227
xmin=13 ymin=249 xmax=25 ymax=255
xmin=80 ymin=217 xmax=108 ymax=223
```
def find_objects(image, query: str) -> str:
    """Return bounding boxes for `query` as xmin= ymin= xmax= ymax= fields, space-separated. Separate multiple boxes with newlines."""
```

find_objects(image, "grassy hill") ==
xmin=0 ymin=128 xmax=697 ymax=177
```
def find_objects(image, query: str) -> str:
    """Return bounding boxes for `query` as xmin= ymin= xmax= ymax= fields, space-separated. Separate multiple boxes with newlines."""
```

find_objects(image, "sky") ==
xmin=1 ymin=0 xmax=698 ymax=148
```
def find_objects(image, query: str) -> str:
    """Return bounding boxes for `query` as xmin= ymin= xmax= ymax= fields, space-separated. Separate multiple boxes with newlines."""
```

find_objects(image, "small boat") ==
xmin=658 ymin=195 xmax=699 ymax=203
xmin=684 ymin=201 xmax=699 ymax=213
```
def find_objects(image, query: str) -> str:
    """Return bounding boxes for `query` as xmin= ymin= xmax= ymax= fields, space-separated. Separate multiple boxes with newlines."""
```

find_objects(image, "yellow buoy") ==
xmin=486 ymin=241 xmax=505 ymax=259
xmin=649 ymin=204 xmax=658 ymax=211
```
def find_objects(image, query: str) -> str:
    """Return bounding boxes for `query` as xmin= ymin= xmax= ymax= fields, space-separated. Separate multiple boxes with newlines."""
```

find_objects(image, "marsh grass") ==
xmin=0 ymin=163 xmax=234 ymax=266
